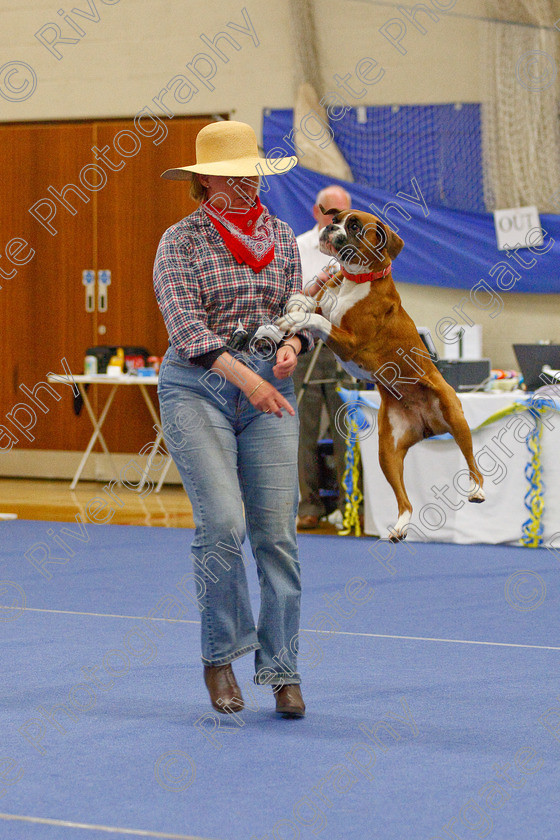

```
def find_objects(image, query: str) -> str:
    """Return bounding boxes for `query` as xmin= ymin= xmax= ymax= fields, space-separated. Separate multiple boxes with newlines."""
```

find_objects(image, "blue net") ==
xmin=262 ymin=104 xmax=484 ymax=213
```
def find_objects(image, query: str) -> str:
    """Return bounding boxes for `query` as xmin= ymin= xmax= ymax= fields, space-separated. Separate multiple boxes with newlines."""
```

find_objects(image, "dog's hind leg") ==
xmin=378 ymin=403 xmax=418 ymax=541
xmin=438 ymin=390 xmax=485 ymax=503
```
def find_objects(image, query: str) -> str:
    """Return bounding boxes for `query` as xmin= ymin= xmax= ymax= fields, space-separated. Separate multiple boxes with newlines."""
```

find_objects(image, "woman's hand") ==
xmin=211 ymin=349 xmax=297 ymax=418
xmin=246 ymin=377 xmax=295 ymax=418
xmin=273 ymin=339 xmax=301 ymax=380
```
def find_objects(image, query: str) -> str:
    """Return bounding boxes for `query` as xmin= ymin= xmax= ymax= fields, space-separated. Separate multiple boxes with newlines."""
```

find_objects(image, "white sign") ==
xmin=442 ymin=324 xmax=482 ymax=361
xmin=493 ymin=205 xmax=543 ymax=251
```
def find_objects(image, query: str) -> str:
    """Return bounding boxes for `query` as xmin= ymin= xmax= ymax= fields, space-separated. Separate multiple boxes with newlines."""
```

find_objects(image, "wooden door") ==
xmin=94 ymin=116 xmax=212 ymax=453
xmin=0 ymin=115 xmax=215 ymax=457
xmin=0 ymin=122 xmax=96 ymax=452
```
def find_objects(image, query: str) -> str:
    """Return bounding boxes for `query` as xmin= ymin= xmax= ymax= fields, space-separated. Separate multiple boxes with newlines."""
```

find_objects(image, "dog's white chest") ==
xmin=321 ymin=279 xmax=371 ymax=326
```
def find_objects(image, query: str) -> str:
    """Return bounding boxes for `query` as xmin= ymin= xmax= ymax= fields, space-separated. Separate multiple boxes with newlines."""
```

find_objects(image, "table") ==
xmin=348 ymin=390 xmax=560 ymax=546
xmin=47 ymin=373 xmax=162 ymax=490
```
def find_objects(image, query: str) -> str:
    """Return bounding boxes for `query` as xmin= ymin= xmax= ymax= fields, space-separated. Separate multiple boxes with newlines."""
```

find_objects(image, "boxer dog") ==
xmin=276 ymin=207 xmax=485 ymax=541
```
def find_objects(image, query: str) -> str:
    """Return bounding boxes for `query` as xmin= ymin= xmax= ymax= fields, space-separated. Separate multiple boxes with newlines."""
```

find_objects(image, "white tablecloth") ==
xmin=355 ymin=391 xmax=560 ymax=545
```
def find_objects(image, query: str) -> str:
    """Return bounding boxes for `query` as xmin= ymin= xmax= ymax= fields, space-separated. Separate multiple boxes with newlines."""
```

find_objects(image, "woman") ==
xmin=153 ymin=121 xmax=311 ymax=718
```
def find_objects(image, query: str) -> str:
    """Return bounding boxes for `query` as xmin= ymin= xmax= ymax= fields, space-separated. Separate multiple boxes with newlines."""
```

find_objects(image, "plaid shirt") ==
xmin=153 ymin=205 xmax=313 ymax=360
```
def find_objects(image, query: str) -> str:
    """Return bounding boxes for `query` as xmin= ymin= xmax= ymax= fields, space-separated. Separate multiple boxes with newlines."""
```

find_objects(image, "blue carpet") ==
xmin=1 ymin=520 xmax=559 ymax=839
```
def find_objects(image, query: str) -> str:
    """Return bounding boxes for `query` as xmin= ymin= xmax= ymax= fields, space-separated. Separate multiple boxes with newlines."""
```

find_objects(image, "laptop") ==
xmin=513 ymin=343 xmax=560 ymax=391
xmin=417 ymin=327 xmax=493 ymax=391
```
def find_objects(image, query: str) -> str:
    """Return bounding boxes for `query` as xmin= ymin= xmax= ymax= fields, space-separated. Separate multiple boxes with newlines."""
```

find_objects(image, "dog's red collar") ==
xmin=340 ymin=263 xmax=392 ymax=283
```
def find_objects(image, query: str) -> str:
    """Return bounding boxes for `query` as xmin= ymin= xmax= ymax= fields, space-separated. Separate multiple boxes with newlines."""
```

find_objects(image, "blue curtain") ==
xmin=261 ymin=109 xmax=560 ymax=294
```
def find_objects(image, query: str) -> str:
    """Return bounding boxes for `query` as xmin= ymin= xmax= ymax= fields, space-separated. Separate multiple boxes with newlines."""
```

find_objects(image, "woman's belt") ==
xmin=226 ymin=322 xmax=285 ymax=354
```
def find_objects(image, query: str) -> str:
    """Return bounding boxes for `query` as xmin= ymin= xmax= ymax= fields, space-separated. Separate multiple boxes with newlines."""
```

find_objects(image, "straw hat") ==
xmin=161 ymin=120 xmax=297 ymax=180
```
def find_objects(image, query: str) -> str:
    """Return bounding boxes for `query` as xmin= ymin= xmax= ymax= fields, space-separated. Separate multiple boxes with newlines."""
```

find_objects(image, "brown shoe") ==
xmin=297 ymin=514 xmax=320 ymax=530
xmin=203 ymin=664 xmax=244 ymax=714
xmin=273 ymin=683 xmax=305 ymax=718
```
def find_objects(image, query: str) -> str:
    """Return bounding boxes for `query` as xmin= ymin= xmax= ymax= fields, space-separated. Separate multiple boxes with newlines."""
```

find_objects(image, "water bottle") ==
xmin=84 ymin=354 xmax=98 ymax=375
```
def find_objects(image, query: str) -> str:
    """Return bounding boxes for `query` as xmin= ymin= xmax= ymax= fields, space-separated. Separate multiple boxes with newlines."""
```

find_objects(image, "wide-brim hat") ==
xmin=161 ymin=120 xmax=297 ymax=180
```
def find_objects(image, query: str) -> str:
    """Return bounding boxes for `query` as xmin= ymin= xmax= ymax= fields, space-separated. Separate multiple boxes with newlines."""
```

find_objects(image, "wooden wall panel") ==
xmin=1 ymin=115 xmax=217 ymax=458
xmin=94 ymin=116 xmax=212 ymax=454
xmin=0 ymin=122 xmax=96 ymax=452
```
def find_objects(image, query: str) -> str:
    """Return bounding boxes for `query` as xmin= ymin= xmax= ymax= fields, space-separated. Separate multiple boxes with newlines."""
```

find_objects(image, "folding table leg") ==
xmin=136 ymin=385 xmax=166 ymax=492
xmin=70 ymin=384 xmax=120 ymax=490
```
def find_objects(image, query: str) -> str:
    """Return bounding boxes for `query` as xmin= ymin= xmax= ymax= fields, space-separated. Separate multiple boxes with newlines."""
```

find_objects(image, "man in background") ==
xmin=294 ymin=184 xmax=352 ymax=529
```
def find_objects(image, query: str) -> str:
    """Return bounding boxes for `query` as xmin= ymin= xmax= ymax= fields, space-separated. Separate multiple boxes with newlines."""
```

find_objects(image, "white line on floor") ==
xmin=1 ymin=605 xmax=558 ymax=651
xmin=303 ymin=628 xmax=560 ymax=651
xmin=0 ymin=812 xmax=218 ymax=839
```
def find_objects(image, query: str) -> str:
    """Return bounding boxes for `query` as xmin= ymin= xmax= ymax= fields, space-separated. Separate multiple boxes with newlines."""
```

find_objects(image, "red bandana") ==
xmin=340 ymin=264 xmax=392 ymax=283
xmin=202 ymin=197 xmax=275 ymax=273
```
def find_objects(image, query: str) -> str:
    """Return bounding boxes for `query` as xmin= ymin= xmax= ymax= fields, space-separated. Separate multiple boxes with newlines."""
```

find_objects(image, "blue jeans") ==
xmin=158 ymin=345 xmax=301 ymax=685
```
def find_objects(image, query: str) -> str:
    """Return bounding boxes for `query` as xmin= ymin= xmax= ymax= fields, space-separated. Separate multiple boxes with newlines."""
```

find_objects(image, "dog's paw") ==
xmin=388 ymin=511 xmax=411 ymax=541
xmin=253 ymin=323 xmax=285 ymax=344
xmin=285 ymin=293 xmax=316 ymax=315
xmin=466 ymin=478 xmax=485 ymax=503
xmin=276 ymin=311 xmax=312 ymax=333
xmin=276 ymin=312 xmax=332 ymax=340
xmin=468 ymin=487 xmax=485 ymax=503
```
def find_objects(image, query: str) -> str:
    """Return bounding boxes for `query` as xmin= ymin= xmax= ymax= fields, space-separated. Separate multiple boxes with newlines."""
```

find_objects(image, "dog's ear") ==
xmin=319 ymin=205 xmax=341 ymax=217
xmin=377 ymin=221 xmax=404 ymax=259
